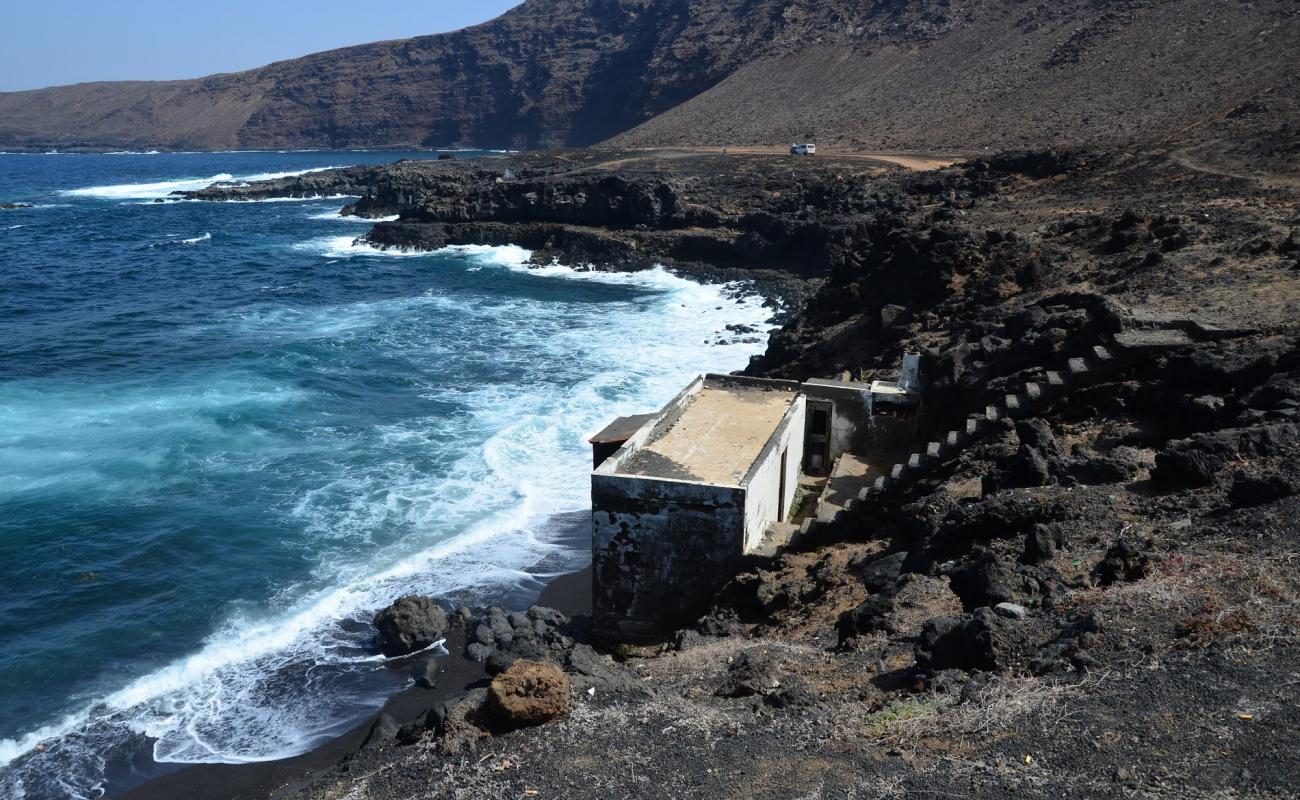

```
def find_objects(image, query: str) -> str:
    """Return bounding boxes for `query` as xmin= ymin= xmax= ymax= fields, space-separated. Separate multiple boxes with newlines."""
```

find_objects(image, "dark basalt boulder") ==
xmin=1022 ymin=523 xmax=1064 ymax=564
xmin=1031 ymin=611 xmax=1105 ymax=675
xmin=1091 ymin=541 xmax=1149 ymax=586
xmin=373 ymin=595 xmax=449 ymax=657
xmin=1153 ymin=446 xmax=1225 ymax=487
xmin=361 ymin=713 xmax=400 ymax=750
xmin=485 ymin=649 xmax=517 ymax=676
xmin=850 ymin=551 xmax=909 ymax=594
xmin=715 ymin=651 xmax=780 ymax=698
xmin=1066 ymin=447 xmax=1142 ymax=485
xmin=948 ymin=549 xmax=1020 ymax=609
xmin=764 ymin=681 xmax=819 ymax=709
xmin=983 ymin=444 xmax=1055 ymax=493
xmin=1154 ymin=424 xmax=1300 ymax=487
xmin=837 ymin=593 xmax=896 ymax=644
xmin=1016 ymin=418 xmax=1065 ymax=458
xmin=915 ymin=608 xmax=1014 ymax=672
xmin=1228 ymin=471 xmax=1298 ymax=508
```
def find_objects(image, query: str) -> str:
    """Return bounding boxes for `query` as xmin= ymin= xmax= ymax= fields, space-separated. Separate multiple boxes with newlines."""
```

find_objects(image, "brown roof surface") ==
xmin=616 ymin=384 xmax=796 ymax=485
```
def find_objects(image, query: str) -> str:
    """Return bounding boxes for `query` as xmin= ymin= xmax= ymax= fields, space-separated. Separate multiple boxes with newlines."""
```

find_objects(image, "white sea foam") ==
xmin=62 ymin=167 xmax=342 ymax=201
xmin=0 ymin=244 xmax=775 ymax=796
xmin=181 ymin=232 xmax=211 ymax=245
xmin=63 ymin=173 xmax=236 ymax=200
xmin=306 ymin=210 xmax=399 ymax=222
xmin=293 ymin=234 xmax=430 ymax=258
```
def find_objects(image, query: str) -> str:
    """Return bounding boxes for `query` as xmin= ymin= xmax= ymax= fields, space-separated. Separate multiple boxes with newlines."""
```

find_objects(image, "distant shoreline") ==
xmin=0 ymin=147 xmax=520 ymax=156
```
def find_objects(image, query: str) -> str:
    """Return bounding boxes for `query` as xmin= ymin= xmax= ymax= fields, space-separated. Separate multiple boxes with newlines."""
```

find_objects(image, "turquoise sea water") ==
xmin=0 ymin=151 xmax=774 ymax=798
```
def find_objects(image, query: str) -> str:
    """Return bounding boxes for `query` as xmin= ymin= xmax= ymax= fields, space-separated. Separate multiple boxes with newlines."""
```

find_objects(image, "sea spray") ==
xmin=0 ymin=150 xmax=776 ymax=799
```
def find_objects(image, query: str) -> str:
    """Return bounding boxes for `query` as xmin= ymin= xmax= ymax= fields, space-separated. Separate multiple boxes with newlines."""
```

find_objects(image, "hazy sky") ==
xmin=0 ymin=1 xmax=521 ymax=92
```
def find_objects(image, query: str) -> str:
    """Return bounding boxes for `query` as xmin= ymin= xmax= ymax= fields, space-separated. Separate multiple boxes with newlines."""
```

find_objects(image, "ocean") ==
xmin=0 ymin=151 xmax=774 ymax=799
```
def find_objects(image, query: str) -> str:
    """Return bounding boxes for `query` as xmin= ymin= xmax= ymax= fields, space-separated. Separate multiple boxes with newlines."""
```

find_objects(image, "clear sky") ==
xmin=0 ymin=1 xmax=521 ymax=92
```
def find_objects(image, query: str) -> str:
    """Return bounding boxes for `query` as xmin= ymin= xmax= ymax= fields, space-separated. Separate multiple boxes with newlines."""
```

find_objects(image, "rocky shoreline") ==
xmin=162 ymin=144 xmax=1300 ymax=799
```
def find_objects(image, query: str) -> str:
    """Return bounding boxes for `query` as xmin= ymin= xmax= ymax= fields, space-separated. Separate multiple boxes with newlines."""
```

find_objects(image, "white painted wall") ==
xmin=741 ymin=396 xmax=806 ymax=552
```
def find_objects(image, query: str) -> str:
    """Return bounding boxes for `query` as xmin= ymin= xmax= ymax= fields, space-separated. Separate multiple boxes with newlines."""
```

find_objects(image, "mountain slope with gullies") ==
xmin=0 ymin=0 xmax=847 ymax=151
xmin=2 ymin=0 xmax=1295 ymax=153
xmin=611 ymin=0 xmax=1300 ymax=155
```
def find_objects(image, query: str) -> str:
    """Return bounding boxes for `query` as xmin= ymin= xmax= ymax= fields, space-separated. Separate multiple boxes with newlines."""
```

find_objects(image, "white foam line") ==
xmin=0 ymin=247 xmax=776 ymax=782
xmin=0 ymin=480 xmax=566 ymax=769
xmin=62 ymin=167 xmax=344 ymax=201
xmin=307 ymin=211 xmax=398 ymax=222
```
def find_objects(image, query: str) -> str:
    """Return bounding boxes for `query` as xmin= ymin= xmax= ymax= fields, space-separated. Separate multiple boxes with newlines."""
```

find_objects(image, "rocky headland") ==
xmin=145 ymin=138 xmax=1300 ymax=799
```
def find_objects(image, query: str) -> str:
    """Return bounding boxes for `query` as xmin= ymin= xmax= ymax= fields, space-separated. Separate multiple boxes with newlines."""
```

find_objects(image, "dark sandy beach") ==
xmin=120 ymin=528 xmax=592 ymax=800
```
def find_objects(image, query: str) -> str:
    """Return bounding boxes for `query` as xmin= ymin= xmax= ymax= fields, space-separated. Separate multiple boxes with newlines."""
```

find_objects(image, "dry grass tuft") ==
xmin=1065 ymin=550 xmax=1300 ymax=651
xmin=850 ymin=674 xmax=1098 ymax=749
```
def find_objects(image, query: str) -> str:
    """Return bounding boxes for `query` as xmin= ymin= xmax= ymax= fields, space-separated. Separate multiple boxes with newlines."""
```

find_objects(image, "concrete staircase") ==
xmin=820 ymin=328 xmax=1197 ymax=524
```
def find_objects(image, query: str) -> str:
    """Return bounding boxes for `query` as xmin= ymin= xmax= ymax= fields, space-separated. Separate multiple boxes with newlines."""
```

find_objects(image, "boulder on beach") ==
xmin=486 ymin=659 xmax=571 ymax=728
xmin=373 ymin=595 xmax=449 ymax=657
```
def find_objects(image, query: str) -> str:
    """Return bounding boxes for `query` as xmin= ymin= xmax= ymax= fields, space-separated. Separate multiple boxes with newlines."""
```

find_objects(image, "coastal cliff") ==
xmin=1 ymin=0 xmax=1296 ymax=152
xmin=153 ymin=140 xmax=1300 ymax=799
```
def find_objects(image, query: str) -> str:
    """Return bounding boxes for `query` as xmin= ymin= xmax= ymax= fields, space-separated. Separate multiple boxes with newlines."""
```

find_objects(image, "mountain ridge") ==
xmin=0 ymin=0 xmax=1295 ymax=152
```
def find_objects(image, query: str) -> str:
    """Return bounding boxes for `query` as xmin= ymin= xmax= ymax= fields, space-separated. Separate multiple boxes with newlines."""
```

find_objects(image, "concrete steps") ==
xmin=849 ymin=337 xmax=1158 ymax=509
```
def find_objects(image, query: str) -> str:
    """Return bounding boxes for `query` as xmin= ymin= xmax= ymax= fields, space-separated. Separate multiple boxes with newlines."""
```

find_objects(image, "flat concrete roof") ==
xmin=615 ymin=381 xmax=797 ymax=485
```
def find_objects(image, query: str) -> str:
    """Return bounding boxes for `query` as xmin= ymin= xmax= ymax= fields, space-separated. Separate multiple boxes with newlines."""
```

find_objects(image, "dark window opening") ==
xmin=778 ymin=449 xmax=788 ymax=521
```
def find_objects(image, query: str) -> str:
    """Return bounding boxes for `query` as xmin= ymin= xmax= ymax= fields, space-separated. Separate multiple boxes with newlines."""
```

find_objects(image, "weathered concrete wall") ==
xmin=802 ymin=380 xmax=918 ymax=464
xmin=741 ymin=396 xmax=806 ymax=552
xmin=591 ymin=373 xmax=806 ymax=637
xmin=591 ymin=474 xmax=745 ymax=637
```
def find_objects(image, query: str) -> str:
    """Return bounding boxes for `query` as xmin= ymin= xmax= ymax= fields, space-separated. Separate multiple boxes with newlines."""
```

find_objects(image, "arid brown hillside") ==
xmin=611 ymin=0 xmax=1300 ymax=153
xmin=0 ymin=0 xmax=1295 ymax=152
xmin=0 ymin=0 xmax=837 ymax=151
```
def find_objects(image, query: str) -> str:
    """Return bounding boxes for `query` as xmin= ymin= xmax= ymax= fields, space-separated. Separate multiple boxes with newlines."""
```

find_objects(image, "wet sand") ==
xmin=121 ymin=527 xmax=592 ymax=800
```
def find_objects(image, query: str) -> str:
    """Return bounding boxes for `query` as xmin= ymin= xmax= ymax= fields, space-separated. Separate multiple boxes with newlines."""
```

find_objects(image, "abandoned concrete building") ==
xmin=590 ymin=357 xmax=920 ymax=636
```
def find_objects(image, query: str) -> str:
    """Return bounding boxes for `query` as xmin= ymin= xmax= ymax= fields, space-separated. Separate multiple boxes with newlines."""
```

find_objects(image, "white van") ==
xmin=790 ymin=143 xmax=816 ymax=156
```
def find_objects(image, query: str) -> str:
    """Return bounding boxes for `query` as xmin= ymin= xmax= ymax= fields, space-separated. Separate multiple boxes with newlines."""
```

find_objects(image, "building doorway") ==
xmin=804 ymin=401 xmax=833 ymax=474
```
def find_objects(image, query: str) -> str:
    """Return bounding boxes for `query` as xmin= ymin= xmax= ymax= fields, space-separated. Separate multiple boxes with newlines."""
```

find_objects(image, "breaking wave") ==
xmin=0 ymin=233 xmax=774 ymax=799
xmin=61 ymin=167 xmax=340 ymax=201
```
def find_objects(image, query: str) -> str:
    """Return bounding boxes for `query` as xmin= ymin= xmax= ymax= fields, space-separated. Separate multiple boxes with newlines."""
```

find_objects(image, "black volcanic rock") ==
xmin=373 ymin=595 xmax=449 ymax=657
